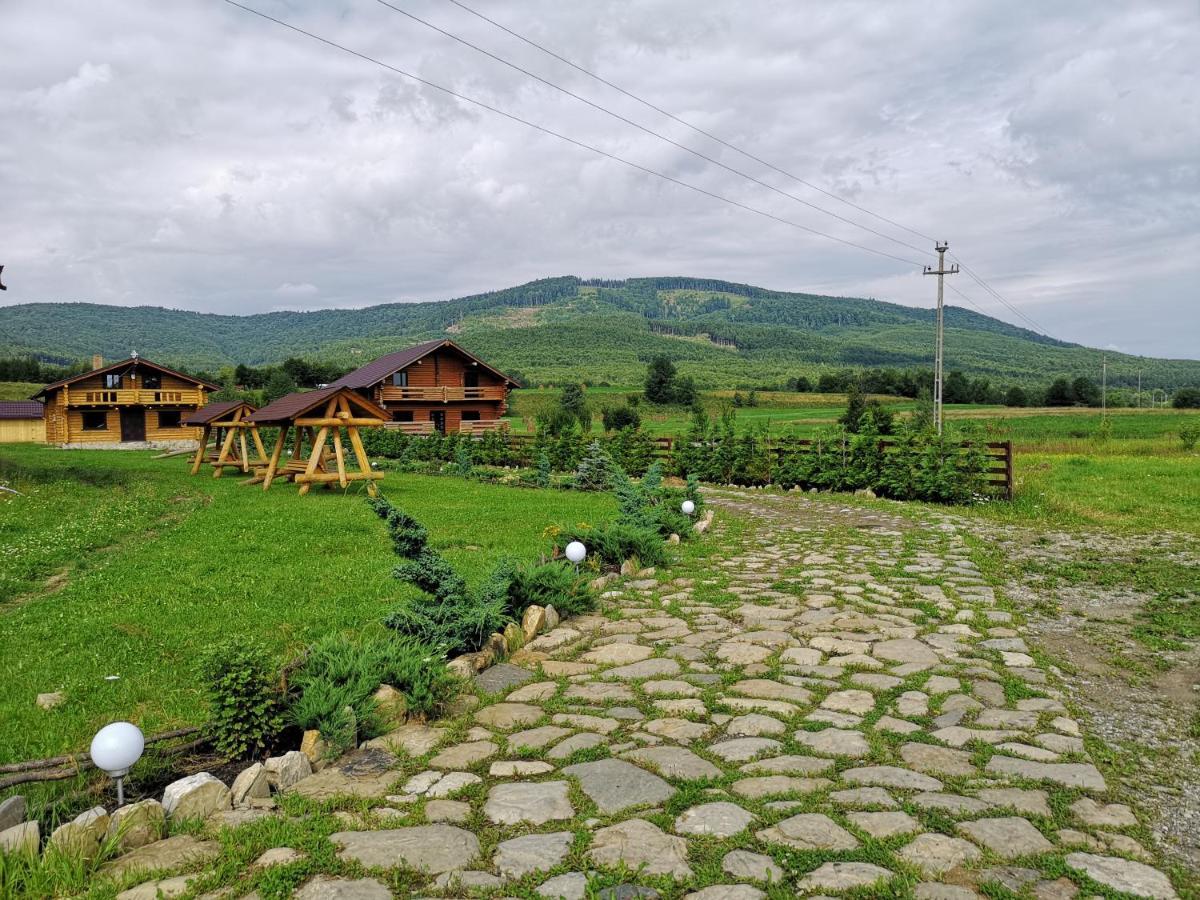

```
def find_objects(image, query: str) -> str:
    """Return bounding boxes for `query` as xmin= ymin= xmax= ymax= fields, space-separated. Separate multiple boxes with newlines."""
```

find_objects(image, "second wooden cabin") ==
xmin=330 ymin=339 xmax=518 ymax=435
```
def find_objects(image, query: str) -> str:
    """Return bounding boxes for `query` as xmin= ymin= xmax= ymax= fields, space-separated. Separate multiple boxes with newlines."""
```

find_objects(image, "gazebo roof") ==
xmin=248 ymin=386 xmax=388 ymax=425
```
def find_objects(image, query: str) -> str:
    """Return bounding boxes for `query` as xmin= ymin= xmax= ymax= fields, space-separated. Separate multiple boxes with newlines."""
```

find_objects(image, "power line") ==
xmin=443 ymin=0 xmax=937 ymax=246
xmin=372 ymin=0 xmax=934 ymax=261
xmin=220 ymin=0 xmax=925 ymax=269
xmin=437 ymin=0 xmax=1055 ymax=338
xmin=950 ymin=254 xmax=1050 ymax=335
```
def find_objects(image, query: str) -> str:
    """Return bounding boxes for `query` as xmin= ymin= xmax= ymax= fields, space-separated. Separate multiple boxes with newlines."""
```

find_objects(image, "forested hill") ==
xmin=2 ymin=276 xmax=1197 ymax=389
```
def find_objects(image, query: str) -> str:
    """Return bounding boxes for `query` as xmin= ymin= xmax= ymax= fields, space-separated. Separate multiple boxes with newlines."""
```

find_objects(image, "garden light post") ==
xmin=565 ymin=540 xmax=587 ymax=570
xmin=681 ymin=500 xmax=695 ymax=516
xmin=90 ymin=722 xmax=144 ymax=806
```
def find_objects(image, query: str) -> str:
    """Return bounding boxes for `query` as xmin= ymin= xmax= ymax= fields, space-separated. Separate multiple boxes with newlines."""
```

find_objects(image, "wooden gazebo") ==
xmin=185 ymin=400 xmax=267 ymax=477
xmin=247 ymin=387 xmax=388 ymax=496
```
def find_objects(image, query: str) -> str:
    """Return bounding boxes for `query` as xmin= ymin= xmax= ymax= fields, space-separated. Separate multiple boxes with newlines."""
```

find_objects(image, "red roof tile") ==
xmin=0 ymin=401 xmax=44 ymax=420
xmin=330 ymin=339 xmax=517 ymax=390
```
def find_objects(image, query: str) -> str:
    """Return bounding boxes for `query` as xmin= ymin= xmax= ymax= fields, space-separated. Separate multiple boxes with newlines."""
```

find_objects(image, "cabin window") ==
xmin=104 ymin=373 xmax=123 ymax=389
xmin=464 ymin=370 xmax=479 ymax=388
xmin=142 ymin=373 xmax=162 ymax=389
xmin=392 ymin=370 xmax=409 ymax=387
xmin=392 ymin=410 xmax=414 ymax=422
xmin=461 ymin=410 xmax=481 ymax=421
xmin=81 ymin=411 xmax=107 ymax=431
xmin=158 ymin=410 xmax=182 ymax=429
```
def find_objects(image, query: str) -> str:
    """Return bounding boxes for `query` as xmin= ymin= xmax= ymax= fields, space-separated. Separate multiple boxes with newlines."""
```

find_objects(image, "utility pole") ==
xmin=1101 ymin=355 xmax=1107 ymax=415
xmin=923 ymin=242 xmax=958 ymax=435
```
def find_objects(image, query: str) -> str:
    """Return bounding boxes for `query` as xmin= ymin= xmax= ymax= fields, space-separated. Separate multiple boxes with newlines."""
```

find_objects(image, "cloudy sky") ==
xmin=2 ymin=0 xmax=1197 ymax=357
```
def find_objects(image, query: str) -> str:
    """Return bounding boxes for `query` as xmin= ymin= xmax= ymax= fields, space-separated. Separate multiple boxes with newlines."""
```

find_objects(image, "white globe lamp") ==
xmin=90 ymin=722 xmax=144 ymax=805
xmin=681 ymin=500 xmax=696 ymax=516
xmin=564 ymin=540 xmax=587 ymax=565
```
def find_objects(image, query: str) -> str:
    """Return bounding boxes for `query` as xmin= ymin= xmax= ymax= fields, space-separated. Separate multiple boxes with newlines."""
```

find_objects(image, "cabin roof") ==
xmin=248 ymin=386 xmax=389 ymax=425
xmin=329 ymin=338 xmax=517 ymax=390
xmin=184 ymin=400 xmax=256 ymax=426
xmin=0 ymin=401 xmax=44 ymax=420
xmin=34 ymin=357 xmax=220 ymax=398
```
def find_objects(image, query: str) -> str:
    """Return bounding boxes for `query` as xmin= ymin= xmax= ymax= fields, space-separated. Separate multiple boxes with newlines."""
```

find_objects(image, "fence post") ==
xmin=1004 ymin=440 xmax=1014 ymax=500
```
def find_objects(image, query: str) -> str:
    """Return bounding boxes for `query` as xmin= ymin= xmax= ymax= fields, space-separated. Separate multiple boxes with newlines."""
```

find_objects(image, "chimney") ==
xmin=92 ymin=354 xmax=104 ymax=370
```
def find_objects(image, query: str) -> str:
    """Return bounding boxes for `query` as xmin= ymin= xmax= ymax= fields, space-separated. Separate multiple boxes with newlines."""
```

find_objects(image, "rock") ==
xmin=793 ymin=727 xmax=870 ymax=757
xmin=494 ymin=830 xmax=573 ymax=878
xmin=797 ymin=862 xmax=894 ymax=892
xmin=523 ymin=605 xmax=548 ymax=640
xmin=484 ymin=781 xmax=574 ymax=825
xmin=1070 ymin=798 xmax=1138 ymax=827
xmin=490 ymin=760 xmax=555 ymax=777
xmin=0 ymin=821 xmax=38 ymax=855
xmin=977 ymin=788 xmax=1051 ymax=817
xmin=105 ymin=800 xmax=164 ymax=852
xmin=503 ymin=622 xmax=525 ymax=654
xmin=426 ymin=771 xmax=482 ymax=798
xmin=510 ymin=725 xmax=572 ymax=750
xmin=0 ymin=796 xmax=26 ymax=832
xmin=873 ymin=639 xmax=938 ymax=666
xmin=985 ymin=757 xmax=1107 ymax=792
xmin=429 ymin=740 xmax=497 ymax=769
xmin=643 ymin=717 xmax=712 ymax=743
xmin=842 ymin=765 xmax=944 ymax=792
xmin=623 ymin=746 xmax=723 ymax=780
xmin=726 ymin=714 xmax=786 ymax=737
xmin=722 ymin=849 xmax=784 ymax=883
xmin=1064 ymin=853 xmax=1178 ymax=899
xmin=562 ymin=759 xmax=674 ymax=813
xmin=607 ymin=658 xmax=682 ymax=679
xmin=588 ymin=818 xmax=693 ymax=879
xmin=821 ymin=689 xmax=876 ymax=714
xmin=898 ymin=833 xmax=982 ymax=877
xmin=162 ymin=773 xmax=230 ymax=820
xmin=36 ymin=691 xmax=64 ymax=710
xmin=732 ymin=775 xmax=832 ymax=799
xmin=293 ymin=876 xmax=392 ymax=900
xmin=372 ymin=684 xmax=407 ymax=727
xmin=101 ymin=835 xmax=220 ymax=879
xmin=847 ymin=810 xmax=921 ymax=838
xmin=685 ymin=888 xmax=765 ymax=900
xmin=538 ymin=872 xmax=588 ymax=899
xmin=756 ymin=813 xmax=859 ymax=851
xmin=253 ymin=846 xmax=303 ymax=868
xmin=675 ymin=802 xmax=755 ymax=837
xmin=434 ymin=871 xmax=503 ymax=890
xmin=116 ymin=875 xmax=195 ymax=899
xmin=363 ymin=722 xmax=444 ymax=757
xmin=48 ymin=805 xmax=109 ymax=859
xmin=957 ymin=817 xmax=1054 ymax=859
xmin=544 ymin=605 xmax=561 ymax=630
xmin=581 ymin=644 xmax=654 ymax=665
xmin=707 ymin=738 xmax=782 ymax=762
xmin=474 ymin=702 xmax=543 ymax=730
xmin=425 ymin=799 xmax=471 ymax=823
xmin=547 ymin=732 xmax=607 ymax=759
xmin=331 ymin=825 xmax=480 ymax=874
xmin=900 ymin=743 xmax=977 ymax=777
xmin=264 ymin=751 xmax=313 ymax=790
xmin=729 ymin=678 xmax=812 ymax=704
xmin=231 ymin=763 xmax=271 ymax=808
xmin=300 ymin=729 xmax=328 ymax=766
xmin=288 ymin=766 xmax=395 ymax=800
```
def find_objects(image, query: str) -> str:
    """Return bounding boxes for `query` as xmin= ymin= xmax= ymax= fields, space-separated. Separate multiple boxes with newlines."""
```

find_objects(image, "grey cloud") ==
xmin=0 ymin=0 xmax=1197 ymax=358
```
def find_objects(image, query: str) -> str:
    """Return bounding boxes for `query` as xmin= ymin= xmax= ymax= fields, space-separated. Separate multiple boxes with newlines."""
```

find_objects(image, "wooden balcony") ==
xmin=64 ymin=388 xmax=204 ymax=406
xmin=379 ymin=385 xmax=507 ymax=403
xmin=383 ymin=421 xmax=436 ymax=434
xmin=459 ymin=419 xmax=508 ymax=435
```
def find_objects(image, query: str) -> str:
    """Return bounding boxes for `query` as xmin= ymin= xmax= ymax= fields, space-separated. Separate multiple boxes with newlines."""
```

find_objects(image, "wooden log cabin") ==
xmin=329 ymin=339 xmax=517 ymax=434
xmin=34 ymin=355 xmax=217 ymax=446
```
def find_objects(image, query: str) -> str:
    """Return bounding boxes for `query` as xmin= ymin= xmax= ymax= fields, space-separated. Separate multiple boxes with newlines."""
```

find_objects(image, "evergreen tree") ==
xmin=1071 ymin=377 xmax=1100 ymax=407
xmin=1045 ymin=378 xmax=1074 ymax=406
xmin=1004 ymin=386 xmax=1029 ymax=407
xmin=644 ymin=356 xmax=678 ymax=403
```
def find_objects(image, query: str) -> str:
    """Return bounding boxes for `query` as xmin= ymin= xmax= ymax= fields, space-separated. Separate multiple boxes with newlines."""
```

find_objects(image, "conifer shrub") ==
xmin=200 ymin=637 xmax=284 ymax=760
xmin=507 ymin=560 xmax=595 ymax=617
xmin=556 ymin=520 xmax=668 ymax=569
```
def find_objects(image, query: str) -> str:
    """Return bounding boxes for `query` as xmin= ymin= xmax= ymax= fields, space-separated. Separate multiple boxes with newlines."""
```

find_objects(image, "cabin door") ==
xmin=430 ymin=411 xmax=446 ymax=434
xmin=120 ymin=408 xmax=146 ymax=441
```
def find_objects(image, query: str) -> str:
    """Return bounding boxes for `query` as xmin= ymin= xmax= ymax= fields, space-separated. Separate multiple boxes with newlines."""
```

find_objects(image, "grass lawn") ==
xmin=0 ymin=445 xmax=614 ymax=763
xmin=0 ymin=381 xmax=41 ymax=401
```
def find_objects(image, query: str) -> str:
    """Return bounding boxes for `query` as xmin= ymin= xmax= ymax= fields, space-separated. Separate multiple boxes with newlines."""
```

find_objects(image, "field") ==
xmin=0 ymin=381 xmax=40 ymax=401
xmin=0 ymin=445 xmax=614 ymax=764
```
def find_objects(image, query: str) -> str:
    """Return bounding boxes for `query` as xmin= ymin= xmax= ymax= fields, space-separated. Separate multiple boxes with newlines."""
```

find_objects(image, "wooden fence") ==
xmin=504 ymin=434 xmax=1013 ymax=498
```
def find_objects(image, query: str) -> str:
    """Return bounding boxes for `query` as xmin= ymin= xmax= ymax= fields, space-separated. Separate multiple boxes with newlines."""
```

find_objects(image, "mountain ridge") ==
xmin=2 ymin=276 xmax=1196 ymax=390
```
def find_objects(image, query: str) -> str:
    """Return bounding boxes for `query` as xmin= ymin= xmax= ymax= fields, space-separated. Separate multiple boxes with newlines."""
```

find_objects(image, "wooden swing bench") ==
xmin=245 ymin=387 xmax=389 ymax=496
xmin=185 ymin=400 xmax=270 ymax=477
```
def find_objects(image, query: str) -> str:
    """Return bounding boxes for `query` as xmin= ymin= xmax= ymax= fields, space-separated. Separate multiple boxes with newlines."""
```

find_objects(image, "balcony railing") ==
xmin=64 ymin=388 xmax=204 ymax=406
xmin=379 ymin=385 xmax=507 ymax=403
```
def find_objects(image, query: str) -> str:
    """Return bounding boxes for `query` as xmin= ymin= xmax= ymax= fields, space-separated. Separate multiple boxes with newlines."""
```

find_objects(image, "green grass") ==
xmin=0 ymin=445 xmax=614 ymax=763
xmin=0 ymin=381 xmax=40 ymax=401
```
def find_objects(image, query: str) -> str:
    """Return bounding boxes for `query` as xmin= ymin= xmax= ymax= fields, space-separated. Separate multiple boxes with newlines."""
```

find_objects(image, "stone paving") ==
xmin=120 ymin=488 xmax=1187 ymax=898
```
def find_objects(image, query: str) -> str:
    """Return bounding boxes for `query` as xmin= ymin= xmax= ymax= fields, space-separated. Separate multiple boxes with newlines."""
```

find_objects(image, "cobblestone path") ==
xmin=141 ymin=489 xmax=1188 ymax=898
